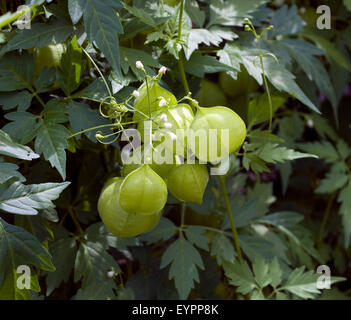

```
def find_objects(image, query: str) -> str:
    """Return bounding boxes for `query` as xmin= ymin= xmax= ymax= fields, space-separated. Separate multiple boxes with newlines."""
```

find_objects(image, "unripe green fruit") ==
xmin=133 ymin=80 xmax=177 ymax=122
xmin=98 ymin=178 xmax=161 ymax=237
xmin=33 ymin=43 xmax=66 ymax=76
xmin=219 ymin=70 xmax=259 ymax=98
xmin=167 ymin=163 xmax=209 ymax=204
xmin=195 ymin=79 xmax=227 ymax=107
xmin=119 ymin=165 xmax=168 ymax=215
xmin=189 ymin=106 xmax=246 ymax=162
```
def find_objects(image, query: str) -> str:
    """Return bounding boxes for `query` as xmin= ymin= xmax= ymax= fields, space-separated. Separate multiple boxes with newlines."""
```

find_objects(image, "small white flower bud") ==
xmin=160 ymin=113 xmax=168 ymax=122
xmin=158 ymin=66 xmax=167 ymax=75
xmin=159 ymin=98 xmax=167 ymax=107
xmin=107 ymin=271 xmax=115 ymax=278
xmin=132 ymin=90 xmax=140 ymax=98
xmin=307 ymin=119 xmax=314 ymax=128
xmin=136 ymin=61 xmax=144 ymax=69
xmin=164 ymin=122 xmax=172 ymax=129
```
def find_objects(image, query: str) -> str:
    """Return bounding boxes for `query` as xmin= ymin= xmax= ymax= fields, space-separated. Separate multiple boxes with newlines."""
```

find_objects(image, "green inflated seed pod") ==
xmin=119 ymin=165 xmax=168 ymax=215
xmin=189 ymin=106 xmax=246 ymax=162
xmin=98 ymin=178 xmax=161 ymax=237
xmin=167 ymin=163 xmax=209 ymax=204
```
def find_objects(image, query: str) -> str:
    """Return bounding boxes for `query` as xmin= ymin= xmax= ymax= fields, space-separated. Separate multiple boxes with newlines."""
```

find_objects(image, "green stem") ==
xmin=30 ymin=88 xmax=46 ymax=108
xmin=317 ymin=193 xmax=336 ymax=246
xmin=218 ymin=176 xmax=242 ymax=262
xmin=178 ymin=56 xmax=190 ymax=95
xmin=177 ymin=0 xmax=185 ymax=40
xmin=257 ymin=38 xmax=273 ymax=132
xmin=68 ymin=207 xmax=84 ymax=234
xmin=180 ymin=202 xmax=186 ymax=228
xmin=81 ymin=47 xmax=112 ymax=98
xmin=68 ymin=123 xmax=121 ymax=139
xmin=177 ymin=0 xmax=191 ymax=97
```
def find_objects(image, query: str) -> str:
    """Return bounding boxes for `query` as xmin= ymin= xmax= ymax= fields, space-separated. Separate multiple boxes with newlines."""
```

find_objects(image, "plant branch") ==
xmin=218 ymin=176 xmax=242 ymax=262
xmin=317 ymin=192 xmax=336 ymax=246
xmin=68 ymin=206 xmax=84 ymax=234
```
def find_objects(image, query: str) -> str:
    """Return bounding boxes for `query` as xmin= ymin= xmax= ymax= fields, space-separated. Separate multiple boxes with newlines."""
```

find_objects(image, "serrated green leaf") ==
xmin=248 ymin=93 xmax=287 ymax=128
xmin=316 ymin=172 xmax=348 ymax=194
xmin=0 ymin=181 xmax=70 ymax=215
xmin=183 ymin=27 xmax=236 ymax=60
xmin=3 ymin=111 xmax=40 ymax=145
xmin=120 ymin=47 xmax=159 ymax=79
xmin=298 ymin=141 xmax=338 ymax=163
xmin=184 ymin=53 xmax=233 ymax=77
xmin=140 ymin=217 xmax=177 ymax=245
xmin=184 ymin=226 xmax=209 ymax=251
xmin=0 ymin=269 xmax=40 ymax=300
xmin=0 ymin=162 xmax=25 ymax=184
xmin=0 ymin=130 xmax=39 ymax=160
xmin=264 ymin=57 xmax=319 ymax=113
xmin=74 ymin=241 xmax=120 ymax=300
xmin=208 ymin=0 xmax=269 ymax=27
xmin=337 ymin=182 xmax=351 ymax=248
xmin=80 ymin=0 xmax=123 ymax=78
xmin=0 ymin=217 xmax=55 ymax=291
xmin=0 ymin=53 xmax=34 ymax=91
xmin=160 ymin=237 xmax=204 ymax=299
xmin=222 ymin=259 xmax=256 ymax=295
xmin=0 ymin=20 xmax=73 ymax=55
xmin=67 ymin=100 xmax=110 ymax=142
xmin=268 ymin=5 xmax=305 ymax=37
xmin=0 ymin=90 xmax=32 ymax=111
xmin=34 ymin=100 xmax=70 ymax=180
xmin=252 ymin=255 xmax=271 ymax=288
xmin=257 ymin=143 xmax=317 ymax=164
xmin=46 ymin=237 xmax=77 ymax=295
xmin=280 ymin=267 xmax=320 ymax=299
xmin=210 ymin=233 xmax=236 ymax=265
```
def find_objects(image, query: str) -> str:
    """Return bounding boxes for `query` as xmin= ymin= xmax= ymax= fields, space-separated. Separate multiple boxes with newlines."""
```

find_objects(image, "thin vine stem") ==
xmin=180 ymin=202 xmax=186 ymax=228
xmin=177 ymin=0 xmax=191 ymax=99
xmin=81 ymin=47 xmax=112 ymax=98
xmin=68 ymin=206 xmax=84 ymax=234
xmin=257 ymin=38 xmax=273 ymax=132
xmin=245 ymin=19 xmax=274 ymax=132
xmin=317 ymin=192 xmax=336 ymax=246
xmin=218 ymin=176 xmax=242 ymax=263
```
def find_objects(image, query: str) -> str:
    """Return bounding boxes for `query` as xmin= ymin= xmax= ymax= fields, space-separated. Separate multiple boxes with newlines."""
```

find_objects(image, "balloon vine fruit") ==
xmin=119 ymin=165 xmax=168 ymax=215
xmin=98 ymin=177 xmax=161 ymax=238
xmin=189 ymin=106 xmax=246 ymax=162
xmin=167 ymin=163 xmax=209 ymax=204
